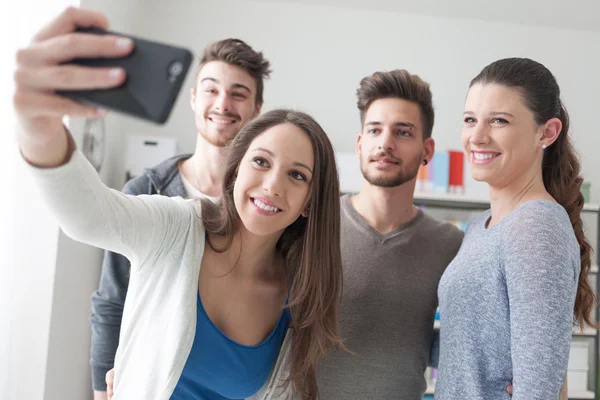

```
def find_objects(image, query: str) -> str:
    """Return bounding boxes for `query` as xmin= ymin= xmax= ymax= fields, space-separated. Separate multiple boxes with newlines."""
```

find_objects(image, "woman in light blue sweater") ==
xmin=436 ymin=58 xmax=596 ymax=399
xmin=14 ymin=8 xmax=345 ymax=400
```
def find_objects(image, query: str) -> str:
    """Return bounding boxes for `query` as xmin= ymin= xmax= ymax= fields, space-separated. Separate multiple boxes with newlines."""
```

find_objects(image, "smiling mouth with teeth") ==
xmin=209 ymin=117 xmax=236 ymax=125
xmin=472 ymin=152 xmax=500 ymax=161
xmin=252 ymin=198 xmax=281 ymax=213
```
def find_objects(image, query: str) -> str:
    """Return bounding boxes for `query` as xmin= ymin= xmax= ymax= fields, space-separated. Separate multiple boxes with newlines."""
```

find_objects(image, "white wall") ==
xmin=40 ymin=4 xmax=146 ymax=400
xmin=43 ymin=231 xmax=105 ymax=400
xmin=272 ymin=0 xmax=600 ymax=32
xmin=104 ymin=0 xmax=600 ymax=201
xmin=3 ymin=2 xmax=79 ymax=399
xmin=3 ymin=1 xmax=143 ymax=400
xmin=0 ymin=5 xmax=20 ymax=397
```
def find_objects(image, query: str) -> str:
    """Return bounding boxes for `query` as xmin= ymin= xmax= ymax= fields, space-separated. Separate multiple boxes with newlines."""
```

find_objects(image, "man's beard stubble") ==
xmin=199 ymin=111 xmax=243 ymax=147
xmin=360 ymin=151 xmax=422 ymax=188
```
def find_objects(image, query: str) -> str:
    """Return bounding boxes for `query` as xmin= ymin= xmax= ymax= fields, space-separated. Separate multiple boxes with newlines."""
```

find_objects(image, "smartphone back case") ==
xmin=58 ymin=28 xmax=194 ymax=124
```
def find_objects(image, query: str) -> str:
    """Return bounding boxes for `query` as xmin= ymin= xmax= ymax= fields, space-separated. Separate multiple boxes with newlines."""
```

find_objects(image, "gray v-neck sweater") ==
xmin=317 ymin=195 xmax=464 ymax=399
xmin=436 ymin=200 xmax=580 ymax=400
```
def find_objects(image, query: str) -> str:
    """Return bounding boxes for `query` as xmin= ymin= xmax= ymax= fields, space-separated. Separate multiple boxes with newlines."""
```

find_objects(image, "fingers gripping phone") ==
xmin=58 ymin=27 xmax=194 ymax=124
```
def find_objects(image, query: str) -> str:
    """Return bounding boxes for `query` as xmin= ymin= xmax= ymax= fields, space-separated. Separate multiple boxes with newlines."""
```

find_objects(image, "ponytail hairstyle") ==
xmin=470 ymin=58 xmax=596 ymax=328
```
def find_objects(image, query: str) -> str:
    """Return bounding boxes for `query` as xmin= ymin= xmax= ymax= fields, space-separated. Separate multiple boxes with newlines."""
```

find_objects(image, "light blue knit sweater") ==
xmin=436 ymin=200 xmax=580 ymax=400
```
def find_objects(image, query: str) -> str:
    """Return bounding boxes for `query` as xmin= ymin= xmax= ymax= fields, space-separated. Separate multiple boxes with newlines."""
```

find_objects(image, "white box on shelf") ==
xmin=567 ymin=390 xmax=595 ymax=399
xmin=336 ymin=152 xmax=362 ymax=193
xmin=568 ymin=341 xmax=590 ymax=370
xmin=462 ymin=161 xmax=489 ymax=198
xmin=423 ymin=367 xmax=436 ymax=395
xmin=567 ymin=368 xmax=589 ymax=392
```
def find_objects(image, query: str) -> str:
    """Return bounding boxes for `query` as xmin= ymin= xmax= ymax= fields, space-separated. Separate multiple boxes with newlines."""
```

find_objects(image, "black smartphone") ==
xmin=58 ymin=27 xmax=194 ymax=124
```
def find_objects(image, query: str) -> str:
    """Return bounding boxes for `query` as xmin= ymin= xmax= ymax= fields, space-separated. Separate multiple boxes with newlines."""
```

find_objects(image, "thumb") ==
xmin=506 ymin=379 xmax=513 ymax=395
xmin=105 ymin=368 xmax=115 ymax=399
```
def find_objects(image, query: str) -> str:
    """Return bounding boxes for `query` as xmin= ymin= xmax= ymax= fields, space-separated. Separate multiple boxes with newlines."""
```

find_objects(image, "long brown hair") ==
xmin=200 ymin=109 xmax=345 ymax=398
xmin=470 ymin=57 xmax=596 ymax=328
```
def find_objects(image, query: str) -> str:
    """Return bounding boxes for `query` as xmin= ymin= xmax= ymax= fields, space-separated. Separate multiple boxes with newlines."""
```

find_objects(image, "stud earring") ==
xmin=542 ymin=144 xmax=547 ymax=149
xmin=302 ymin=206 xmax=310 ymax=217
xmin=423 ymin=159 xmax=428 ymax=166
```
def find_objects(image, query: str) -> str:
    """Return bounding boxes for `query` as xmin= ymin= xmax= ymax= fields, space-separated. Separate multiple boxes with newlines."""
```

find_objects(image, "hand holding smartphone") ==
xmin=14 ymin=7 xmax=195 ymax=168
xmin=58 ymin=27 xmax=194 ymax=124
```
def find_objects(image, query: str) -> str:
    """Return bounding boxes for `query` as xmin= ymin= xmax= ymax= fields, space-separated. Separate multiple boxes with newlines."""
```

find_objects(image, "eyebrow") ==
xmin=200 ymin=77 xmax=252 ymax=94
xmin=490 ymin=111 xmax=515 ymax=118
xmin=365 ymin=121 xmax=415 ymax=128
xmin=463 ymin=111 xmax=515 ymax=118
xmin=252 ymin=148 xmax=313 ymax=174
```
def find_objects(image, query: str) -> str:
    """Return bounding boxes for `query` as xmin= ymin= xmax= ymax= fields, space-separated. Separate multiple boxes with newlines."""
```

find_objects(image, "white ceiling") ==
xmin=266 ymin=0 xmax=600 ymax=32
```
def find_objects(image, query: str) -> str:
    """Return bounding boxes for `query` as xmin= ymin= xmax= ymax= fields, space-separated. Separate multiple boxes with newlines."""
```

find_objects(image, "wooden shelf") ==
xmin=424 ymin=384 xmax=435 ymax=395
xmin=567 ymin=390 xmax=595 ymax=399
xmin=413 ymin=192 xmax=600 ymax=212
xmin=572 ymin=327 xmax=598 ymax=336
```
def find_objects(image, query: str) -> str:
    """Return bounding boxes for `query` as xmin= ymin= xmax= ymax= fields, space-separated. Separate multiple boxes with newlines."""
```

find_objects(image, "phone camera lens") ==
xmin=168 ymin=61 xmax=184 ymax=81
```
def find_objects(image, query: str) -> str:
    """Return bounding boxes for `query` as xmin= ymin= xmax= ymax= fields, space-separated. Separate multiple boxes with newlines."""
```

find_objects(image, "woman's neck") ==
xmin=207 ymin=226 xmax=285 ymax=281
xmin=488 ymin=171 xmax=554 ymax=228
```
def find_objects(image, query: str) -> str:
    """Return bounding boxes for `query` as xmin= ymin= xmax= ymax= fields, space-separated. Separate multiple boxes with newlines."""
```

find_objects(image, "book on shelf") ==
xmin=417 ymin=149 xmax=469 ymax=195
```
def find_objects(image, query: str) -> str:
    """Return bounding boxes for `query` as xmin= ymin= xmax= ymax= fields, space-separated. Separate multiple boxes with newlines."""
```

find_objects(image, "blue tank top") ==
xmin=170 ymin=293 xmax=291 ymax=399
